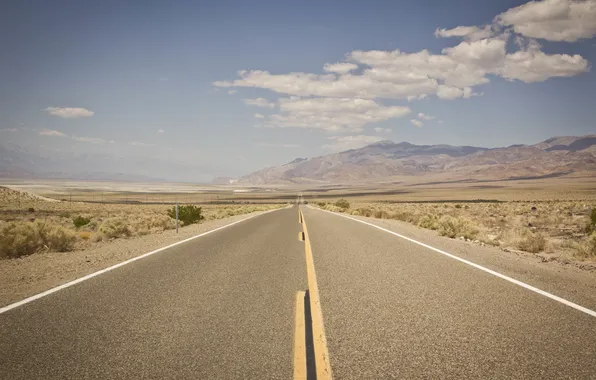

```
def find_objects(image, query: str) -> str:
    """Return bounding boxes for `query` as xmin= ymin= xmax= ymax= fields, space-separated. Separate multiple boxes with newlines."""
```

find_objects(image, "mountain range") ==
xmin=239 ymin=135 xmax=596 ymax=185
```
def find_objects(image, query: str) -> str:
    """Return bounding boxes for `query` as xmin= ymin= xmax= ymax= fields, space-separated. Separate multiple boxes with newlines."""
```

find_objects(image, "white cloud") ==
xmin=228 ymin=90 xmax=237 ymax=94
xmin=435 ymin=25 xmax=494 ymax=41
xmin=39 ymin=129 xmax=66 ymax=137
xmin=323 ymin=135 xmax=384 ymax=151
xmin=373 ymin=127 xmax=392 ymax=134
xmin=45 ymin=107 xmax=94 ymax=118
xmin=158 ymin=129 xmax=165 ymax=133
xmin=0 ymin=128 xmax=17 ymax=132
xmin=437 ymin=85 xmax=465 ymax=100
xmin=323 ymin=62 xmax=359 ymax=74
xmin=438 ymin=120 xmax=445 ymax=124
xmin=498 ymin=43 xmax=589 ymax=82
xmin=417 ymin=113 xmax=435 ymax=120
xmin=411 ymin=119 xmax=424 ymax=127
xmin=266 ymin=97 xmax=410 ymax=132
xmin=214 ymin=0 xmax=591 ymax=133
xmin=72 ymin=136 xmax=110 ymax=144
xmin=129 ymin=141 xmax=155 ymax=147
xmin=242 ymin=97 xmax=275 ymax=108
xmin=495 ymin=0 xmax=596 ymax=42
xmin=254 ymin=113 xmax=265 ymax=119
xmin=256 ymin=142 xmax=300 ymax=148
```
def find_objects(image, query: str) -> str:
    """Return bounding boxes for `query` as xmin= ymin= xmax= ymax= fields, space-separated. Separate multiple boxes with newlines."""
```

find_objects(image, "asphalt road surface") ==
xmin=1 ymin=205 xmax=596 ymax=379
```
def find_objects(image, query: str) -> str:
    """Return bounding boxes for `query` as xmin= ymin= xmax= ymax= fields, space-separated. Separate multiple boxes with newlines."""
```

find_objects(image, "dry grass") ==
xmin=0 ymin=186 xmax=285 ymax=259
xmin=315 ymin=199 xmax=596 ymax=261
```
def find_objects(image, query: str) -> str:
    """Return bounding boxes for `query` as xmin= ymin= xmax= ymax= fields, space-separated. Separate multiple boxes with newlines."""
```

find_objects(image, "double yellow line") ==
xmin=294 ymin=208 xmax=333 ymax=380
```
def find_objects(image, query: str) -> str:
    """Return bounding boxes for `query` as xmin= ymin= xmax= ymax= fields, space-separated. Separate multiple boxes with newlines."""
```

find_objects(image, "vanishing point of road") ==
xmin=1 ymin=205 xmax=596 ymax=379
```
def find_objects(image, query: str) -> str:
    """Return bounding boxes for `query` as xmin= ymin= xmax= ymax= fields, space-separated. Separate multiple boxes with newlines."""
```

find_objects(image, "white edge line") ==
xmin=0 ymin=207 xmax=286 ymax=315
xmin=313 ymin=207 xmax=596 ymax=318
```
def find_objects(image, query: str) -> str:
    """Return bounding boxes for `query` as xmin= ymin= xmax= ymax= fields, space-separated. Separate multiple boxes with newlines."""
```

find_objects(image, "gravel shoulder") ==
xmin=310 ymin=206 xmax=596 ymax=311
xmin=0 ymin=209 xmax=280 ymax=307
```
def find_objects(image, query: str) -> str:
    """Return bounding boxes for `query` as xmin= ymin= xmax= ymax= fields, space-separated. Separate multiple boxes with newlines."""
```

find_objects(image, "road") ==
xmin=1 ymin=205 xmax=596 ymax=379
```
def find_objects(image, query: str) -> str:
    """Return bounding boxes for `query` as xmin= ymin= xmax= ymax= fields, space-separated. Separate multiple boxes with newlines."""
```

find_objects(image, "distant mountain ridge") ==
xmin=239 ymin=134 xmax=596 ymax=185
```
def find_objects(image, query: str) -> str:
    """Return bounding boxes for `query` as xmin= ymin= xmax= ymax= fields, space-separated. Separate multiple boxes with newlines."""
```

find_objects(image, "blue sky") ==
xmin=1 ymin=0 xmax=595 ymax=181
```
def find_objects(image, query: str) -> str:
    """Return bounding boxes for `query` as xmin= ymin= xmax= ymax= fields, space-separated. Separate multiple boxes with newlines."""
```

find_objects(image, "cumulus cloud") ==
xmin=158 ymin=129 xmax=165 ymax=133
xmin=266 ymin=97 xmax=410 ymax=132
xmin=374 ymin=127 xmax=392 ymax=134
xmin=214 ymin=0 xmax=590 ymax=133
xmin=498 ymin=41 xmax=589 ymax=82
xmin=39 ymin=129 xmax=66 ymax=137
xmin=228 ymin=90 xmax=237 ymax=94
xmin=254 ymin=113 xmax=265 ymax=119
xmin=435 ymin=25 xmax=495 ymax=41
xmin=323 ymin=135 xmax=384 ymax=151
xmin=411 ymin=119 xmax=424 ymax=128
xmin=495 ymin=0 xmax=596 ymax=42
xmin=45 ymin=107 xmax=94 ymax=118
xmin=0 ymin=128 xmax=18 ymax=132
xmin=418 ymin=113 xmax=435 ymax=120
xmin=323 ymin=62 xmax=359 ymax=74
xmin=242 ymin=97 xmax=275 ymax=108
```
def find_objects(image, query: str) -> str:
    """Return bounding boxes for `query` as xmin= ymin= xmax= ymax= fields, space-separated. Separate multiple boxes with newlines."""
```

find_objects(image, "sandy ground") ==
xmin=0 ymin=209 xmax=280 ymax=307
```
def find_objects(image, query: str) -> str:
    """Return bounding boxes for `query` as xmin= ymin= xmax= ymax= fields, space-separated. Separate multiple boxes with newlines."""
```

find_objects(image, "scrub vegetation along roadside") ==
xmin=0 ymin=187 xmax=284 ymax=259
xmin=315 ymin=199 xmax=596 ymax=262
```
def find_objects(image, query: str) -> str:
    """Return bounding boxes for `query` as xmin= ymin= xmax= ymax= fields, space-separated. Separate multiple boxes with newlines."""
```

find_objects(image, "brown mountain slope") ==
xmin=239 ymin=135 xmax=596 ymax=185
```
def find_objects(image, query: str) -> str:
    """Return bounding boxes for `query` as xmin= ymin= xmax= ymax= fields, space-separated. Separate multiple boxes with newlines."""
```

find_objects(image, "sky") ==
xmin=1 ymin=0 xmax=595 ymax=182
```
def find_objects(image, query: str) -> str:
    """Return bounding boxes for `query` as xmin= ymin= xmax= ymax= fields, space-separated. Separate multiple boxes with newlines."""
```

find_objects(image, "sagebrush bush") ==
xmin=0 ymin=221 xmax=76 ymax=258
xmin=574 ymin=232 xmax=596 ymax=258
xmin=98 ymin=218 xmax=131 ymax=239
xmin=72 ymin=216 xmax=91 ymax=228
xmin=418 ymin=214 xmax=440 ymax=230
xmin=437 ymin=216 xmax=478 ymax=239
xmin=586 ymin=209 xmax=596 ymax=234
xmin=516 ymin=230 xmax=547 ymax=253
xmin=334 ymin=199 xmax=350 ymax=209
xmin=168 ymin=205 xmax=204 ymax=226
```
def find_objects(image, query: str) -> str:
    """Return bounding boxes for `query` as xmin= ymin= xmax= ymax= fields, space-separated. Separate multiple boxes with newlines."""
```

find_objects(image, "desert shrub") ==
xmin=334 ymin=199 xmax=350 ymax=209
xmin=168 ymin=205 xmax=204 ymax=226
xmin=0 ymin=221 xmax=76 ymax=258
xmin=373 ymin=209 xmax=389 ymax=219
xmin=358 ymin=207 xmax=373 ymax=217
xmin=41 ymin=226 xmax=76 ymax=252
xmin=98 ymin=218 xmax=131 ymax=239
xmin=574 ymin=232 xmax=596 ymax=258
xmin=418 ymin=214 xmax=440 ymax=230
xmin=516 ymin=230 xmax=547 ymax=253
xmin=72 ymin=216 xmax=91 ymax=228
xmin=350 ymin=210 xmax=360 ymax=216
xmin=437 ymin=216 xmax=479 ymax=239
xmin=455 ymin=204 xmax=462 ymax=209
xmin=27 ymin=207 xmax=35 ymax=213
xmin=59 ymin=212 xmax=71 ymax=218
xmin=586 ymin=209 xmax=596 ymax=234
xmin=317 ymin=202 xmax=326 ymax=207
xmin=0 ymin=222 xmax=44 ymax=258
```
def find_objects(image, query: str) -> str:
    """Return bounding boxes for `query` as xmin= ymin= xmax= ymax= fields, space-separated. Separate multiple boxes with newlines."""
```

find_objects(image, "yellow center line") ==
xmin=300 ymin=208 xmax=333 ymax=380
xmin=293 ymin=291 xmax=307 ymax=380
